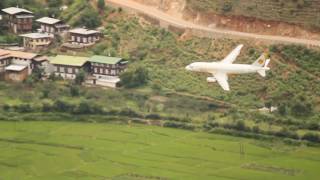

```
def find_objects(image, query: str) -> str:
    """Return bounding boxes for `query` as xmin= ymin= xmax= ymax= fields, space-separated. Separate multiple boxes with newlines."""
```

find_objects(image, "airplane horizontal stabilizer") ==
xmin=257 ymin=70 xmax=266 ymax=77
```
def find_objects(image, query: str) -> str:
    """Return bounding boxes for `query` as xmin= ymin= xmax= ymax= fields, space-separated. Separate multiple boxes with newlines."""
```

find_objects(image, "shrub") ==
xmin=119 ymin=66 xmax=149 ymax=88
xmin=2 ymin=104 xmax=11 ymax=111
xmin=163 ymin=121 xmax=196 ymax=130
xmin=302 ymin=133 xmax=320 ymax=143
xmin=97 ymin=0 xmax=105 ymax=10
xmin=42 ymin=102 xmax=53 ymax=112
xmin=14 ymin=104 xmax=33 ymax=113
xmin=70 ymin=85 xmax=80 ymax=97
xmin=53 ymin=100 xmax=74 ymax=112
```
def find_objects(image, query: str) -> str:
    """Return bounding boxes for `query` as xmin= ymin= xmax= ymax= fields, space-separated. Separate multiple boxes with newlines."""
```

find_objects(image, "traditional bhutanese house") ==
xmin=0 ymin=51 xmax=11 ymax=73
xmin=4 ymin=64 xmax=28 ymax=82
xmin=50 ymin=55 xmax=89 ymax=79
xmin=87 ymin=56 xmax=128 ymax=87
xmin=69 ymin=28 xmax=101 ymax=46
xmin=20 ymin=33 xmax=54 ymax=50
xmin=0 ymin=49 xmax=38 ymax=74
xmin=89 ymin=56 xmax=127 ymax=77
xmin=1 ymin=7 xmax=34 ymax=34
xmin=36 ymin=17 xmax=69 ymax=34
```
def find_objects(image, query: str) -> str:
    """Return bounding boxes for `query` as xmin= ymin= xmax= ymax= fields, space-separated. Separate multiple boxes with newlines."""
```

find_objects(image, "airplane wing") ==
xmin=221 ymin=44 xmax=243 ymax=64
xmin=213 ymin=72 xmax=230 ymax=91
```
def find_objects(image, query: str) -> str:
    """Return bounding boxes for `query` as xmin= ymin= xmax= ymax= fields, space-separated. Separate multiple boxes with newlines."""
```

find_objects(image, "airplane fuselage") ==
xmin=186 ymin=62 xmax=269 ymax=75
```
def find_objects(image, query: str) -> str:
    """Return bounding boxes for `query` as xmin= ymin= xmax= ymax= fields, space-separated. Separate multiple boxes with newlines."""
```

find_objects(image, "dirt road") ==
xmin=105 ymin=0 xmax=320 ymax=47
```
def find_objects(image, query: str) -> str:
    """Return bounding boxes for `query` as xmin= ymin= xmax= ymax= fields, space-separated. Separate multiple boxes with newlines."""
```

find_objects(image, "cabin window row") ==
xmin=54 ymin=66 xmax=79 ymax=74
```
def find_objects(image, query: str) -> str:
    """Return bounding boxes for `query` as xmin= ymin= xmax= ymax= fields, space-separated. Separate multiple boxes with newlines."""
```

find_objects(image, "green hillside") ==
xmin=186 ymin=0 xmax=320 ymax=28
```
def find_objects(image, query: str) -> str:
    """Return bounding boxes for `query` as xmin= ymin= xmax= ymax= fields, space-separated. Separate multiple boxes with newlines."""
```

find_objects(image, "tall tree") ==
xmin=97 ymin=0 xmax=105 ymax=10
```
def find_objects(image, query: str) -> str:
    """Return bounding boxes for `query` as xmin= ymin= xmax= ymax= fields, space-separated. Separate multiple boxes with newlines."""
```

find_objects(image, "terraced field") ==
xmin=0 ymin=121 xmax=319 ymax=180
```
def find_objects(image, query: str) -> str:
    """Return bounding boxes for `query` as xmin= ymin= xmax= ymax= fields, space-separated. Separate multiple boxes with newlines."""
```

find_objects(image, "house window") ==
xmin=68 ymin=67 xmax=73 ymax=74
xmin=94 ymin=67 xmax=98 ymax=73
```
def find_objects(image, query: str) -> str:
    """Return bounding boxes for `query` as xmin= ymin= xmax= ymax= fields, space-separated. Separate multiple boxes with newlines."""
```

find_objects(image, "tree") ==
xmin=70 ymin=85 xmax=80 ymax=97
xmin=97 ymin=0 xmax=105 ymax=10
xmin=75 ymin=9 xmax=101 ymax=28
xmin=75 ymin=70 xmax=86 ymax=85
xmin=120 ymin=66 xmax=149 ymax=88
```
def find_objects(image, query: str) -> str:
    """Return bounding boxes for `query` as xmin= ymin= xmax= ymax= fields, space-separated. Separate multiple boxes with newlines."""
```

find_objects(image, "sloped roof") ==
xmin=36 ymin=17 xmax=61 ymax=25
xmin=2 ymin=7 xmax=33 ymax=15
xmin=20 ymin=33 xmax=53 ymax=39
xmin=50 ymin=55 xmax=88 ymax=67
xmin=0 ymin=49 xmax=37 ymax=59
xmin=5 ymin=64 xmax=27 ymax=71
xmin=89 ymin=56 xmax=123 ymax=65
xmin=69 ymin=28 xmax=99 ymax=35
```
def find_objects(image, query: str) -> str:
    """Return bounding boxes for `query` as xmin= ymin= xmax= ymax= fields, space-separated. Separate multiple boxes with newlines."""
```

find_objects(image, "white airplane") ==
xmin=185 ymin=44 xmax=270 ymax=91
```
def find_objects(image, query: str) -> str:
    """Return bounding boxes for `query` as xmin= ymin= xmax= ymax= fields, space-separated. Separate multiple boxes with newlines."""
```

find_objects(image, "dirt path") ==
xmin=105 ymin=0 xmax=320 ymax=47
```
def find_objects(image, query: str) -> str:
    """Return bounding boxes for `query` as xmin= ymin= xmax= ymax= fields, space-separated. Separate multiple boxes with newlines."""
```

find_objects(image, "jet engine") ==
xmin=207 ymin=77 xmax=216 ymax=83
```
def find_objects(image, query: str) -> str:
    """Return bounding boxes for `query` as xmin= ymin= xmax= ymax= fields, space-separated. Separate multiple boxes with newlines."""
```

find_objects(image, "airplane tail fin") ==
xmin=252 ymin=53 xmax=267 ymax=67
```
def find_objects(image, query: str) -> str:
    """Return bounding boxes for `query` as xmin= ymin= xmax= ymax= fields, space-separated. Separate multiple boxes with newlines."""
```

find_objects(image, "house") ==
xmin=50 ymin=55 xmax=89 ymax=79
xmin=0 ymin=49 xmax=48 ymax=75
xmin=0 ymin=51 xmax=11 ymax=73
xmin=89 ymin=56 xmax=127 ymax=77
xmin=0 ymin=49 xmax=38 ymax=74
xmin=36 ymin=17 xmax=69 ymax=34
xmin=68 ymin=28 xmax=101 ymax=46
xmin=1 ymin=7 xmax=34 ymax=34
xmin=4 ymin=64 xmax=29 ymax=82
xmin=20 ymin=33 xmax=54 ymax=50
xmin=87 ymin=56 xmax=128 ymax=87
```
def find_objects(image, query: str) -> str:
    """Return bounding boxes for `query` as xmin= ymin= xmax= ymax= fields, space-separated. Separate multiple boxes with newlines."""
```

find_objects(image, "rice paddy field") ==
xmin=0 ymin=121 xmax=319 ymax=180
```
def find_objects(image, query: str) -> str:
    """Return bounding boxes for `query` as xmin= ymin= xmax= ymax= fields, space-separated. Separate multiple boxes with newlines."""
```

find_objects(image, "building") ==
xmin=20 ymin=33 xmax=54 ymax=50
xmin=50 ymin=55 xmax=89 ymax=79
xmin=1 ymin=7 xmax=34 ymax=34
xmin=0 ymin=49 xmax=49 ymax=75
xmin=0 ymin=51 xmax=11 ymax=73
xmin=68 ymin=28 xmax=101 ymax=46
xmin=4 ymin=64 xmax=29 ymax=82
xmin=87 ymin=56 xmax=128 ymax=87
xmin=36 ymin=17 xmax=69 ymax=34
xmin=89 ymin=56 xmax=127 ymax=77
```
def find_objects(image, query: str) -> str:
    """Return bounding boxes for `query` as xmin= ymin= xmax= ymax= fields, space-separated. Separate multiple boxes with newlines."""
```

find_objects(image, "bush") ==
xmin=53 ymin=100 xmax=74 ymax=112
xmin=75 ymin=8 xmax=101 ymax=28
xmin=14 ymin=104 xmax=33 ymax=113
xmin=70 ymin=85 xmax=80 ymax=97
xmin=42 ymin=102 xmax=53 ymax=112
xmin=163 ymin=121 xmax=196 ymax=130
xmin=119 ymin=66 xmax=149 ymax=88
xmin=302 ymin=133 xmax=320 ymax=143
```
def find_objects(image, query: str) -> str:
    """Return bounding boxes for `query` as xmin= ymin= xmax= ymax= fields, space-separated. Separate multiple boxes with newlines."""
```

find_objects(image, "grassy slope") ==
xmin=185 ymin=0 xmax=320 ymax=28
xmin=0 ymin=121 xmax=319 ymax=180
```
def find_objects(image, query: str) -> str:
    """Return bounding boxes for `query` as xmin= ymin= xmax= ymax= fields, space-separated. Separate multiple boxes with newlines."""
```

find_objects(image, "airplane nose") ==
xmin=185 ymin=65 xmax=190 ymax=70
xmin=186 ymin=65 xmax=191 ymax=71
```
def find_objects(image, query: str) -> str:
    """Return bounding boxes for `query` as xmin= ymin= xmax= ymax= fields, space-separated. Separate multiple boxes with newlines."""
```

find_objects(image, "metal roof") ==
xmin=69 ymin=28 xmax=99 ymax=35
xmin=2 ymin=7 xmax=33 ymax=15
xmin=89 ymin=55 xmax=123 ymax=65
xmin=36 ymin=17 xmax=61 ymax=25
xmin=50 ymin=55 xmax=88 ymax=67
xmin=5 ymin=64 xmax=27 ymax=71
xmin=20 ymin=33 xmax=53 ymax=39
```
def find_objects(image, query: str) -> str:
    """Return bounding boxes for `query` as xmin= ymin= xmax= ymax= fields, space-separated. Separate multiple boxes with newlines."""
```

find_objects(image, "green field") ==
xmin=0 ymin=121 xmax=319 ymax=180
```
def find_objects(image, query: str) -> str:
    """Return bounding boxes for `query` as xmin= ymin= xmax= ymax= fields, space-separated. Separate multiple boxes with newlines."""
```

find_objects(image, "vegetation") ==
xmin=0 ymin=121 xmax=319 ymax=179
xmin=186 ymin=0 xmax=320 ymax=28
